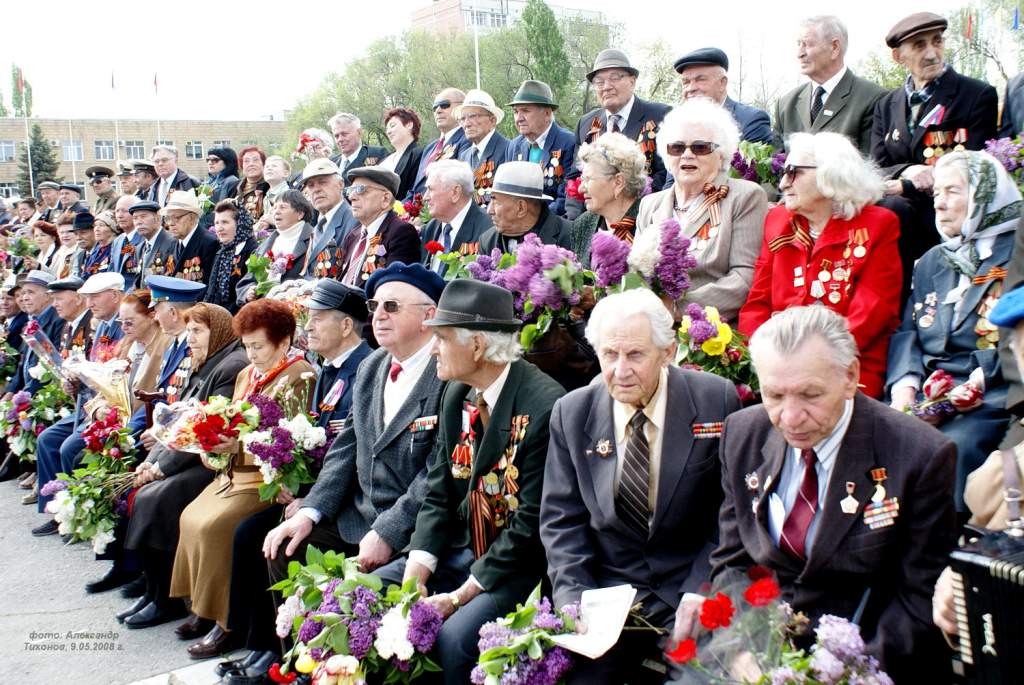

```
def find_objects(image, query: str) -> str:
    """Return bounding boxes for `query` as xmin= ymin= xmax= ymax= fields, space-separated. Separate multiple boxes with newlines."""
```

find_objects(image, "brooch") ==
xmin=595 ymin=439 xmax=612 ymax=457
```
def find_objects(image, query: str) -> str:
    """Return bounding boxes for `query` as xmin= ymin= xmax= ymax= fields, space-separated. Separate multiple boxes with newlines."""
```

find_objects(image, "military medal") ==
xmin=810 ymin=280 xmax=826 ymax=299
xmin=953 ymin=128 xmax=967 ymax=151
xmin=451 ymin=444 xmax=472 ymax=479
xmin=832 ymin=266 xmax=847 ymax=282
xmin=919 ymin=313 xmax=935 ymax=329
xmin=863 ymin=497 xmax=900 ymax=529
xmin=840 ymin=482 xmax=859 ymax=514
xmin=745 ymin=472 xmax=760 ymax=491
xmin=793 ymin=266 xmax=805 ymax=288
xmin=818 ymin=259 xmax=832 ymax=283
xmin=828 ymin=290 xmax=842 ymax=304
xmin=870 ymin=467 xmax=887 ymax=502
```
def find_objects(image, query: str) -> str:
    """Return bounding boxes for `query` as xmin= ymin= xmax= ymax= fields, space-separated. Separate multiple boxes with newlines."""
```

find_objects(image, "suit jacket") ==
xmin=148 ymin=169 xmax=201 ymax=205
xmin=139 ymin=229 xmax=178 ymax=286
xmin=59 ymin=310 xmax=93 ymax=359
xmin=419 ymin=200 xmax=493 ymax=274
xmin=171 ymin=225 xmax=220 ymax=289
xmin=711 ymin=394 xmax=956 ymax=681
xmin=392 ymin=144 xmax=425 ymax=201
xmin=339 ymin=211 xmax=422 ymax=286
xmin=478 ymin=205 xmax=572 ymax=254
xmin=236 ymin=222 xmax=337 ymax=305
xmin=304 ymin=348 xmax=446 ymax=551
xmin=542 ymin=367 xmax=740 ymax=618
xmin=458 ymin=131 xmax=510 ymax=193
xmin=636 ymin=175 xmax=768 ymax=322
xmin=871 ymin=68 xmax=998 ymax=179
xmin=998 ymin=218 xmax=1024 ymax=443
xmin=409 ymin=360 xmax=565 ymax=612
xmin=508 ymin=124 xmax=577 ymax=216
xmin=724 ymin=97 xmax=774 ymax=144
xmin=773 ymin=69 xmax=886 ymax=153
xmin=999 ymin=72 xmax=1024 ymax=138
xmin=6 ymin=305 xmax=64 ymax=394
xmin=408 ymin=128 xmax=471 ymax=199
xmin=313 ymin=340 xmax=372 ymax=430
xmin=311 ymin=201 xmax=359 ymax=259
xmin=4 ymin=311 xmax=27 ymax=360
xmin=110 ymin=231 xmax=145 ymax=283
xmin=331 ymin=144 xmax=389 ymax=175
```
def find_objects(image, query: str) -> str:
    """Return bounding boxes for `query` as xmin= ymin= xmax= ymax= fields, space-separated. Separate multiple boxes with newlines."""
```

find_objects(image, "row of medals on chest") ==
xmin=794 ymin=245 xmax=865 ymax=304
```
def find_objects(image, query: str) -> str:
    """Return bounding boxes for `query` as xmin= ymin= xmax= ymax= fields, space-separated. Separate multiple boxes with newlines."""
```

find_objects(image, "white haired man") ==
xmin=148 ymin=145 xmax=200 ymax=206
xmin=685 ymin=305 xmax=956 ymax=683
xmin=328 ymin=113 xmax=387 ymax=174
xmin=541 ymin=288 xmax=741 ymax=683
xmin=420 ymin=160 xmax=493 ymax=274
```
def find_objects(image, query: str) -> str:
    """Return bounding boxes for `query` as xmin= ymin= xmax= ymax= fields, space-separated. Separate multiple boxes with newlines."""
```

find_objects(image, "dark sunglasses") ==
xmin=782 ymin=164 xmax=817 ymax=180
xmin=432 ymin=100 xmax=452 ymax=111
xmin=666 ymin=140 xmax=719 ymax=156
xmin=88 ymin=178 xmax=107 ymax=185
xmin=366 ymin=299 xmax=432 ymax=314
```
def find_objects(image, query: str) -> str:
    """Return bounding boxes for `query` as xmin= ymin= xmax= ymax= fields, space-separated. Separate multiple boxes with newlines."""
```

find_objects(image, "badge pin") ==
xmin=745 ymin=471 xmax=760 ymax=491
xmin=840 ymin=481 xmax=859 ymax=515
xmin=918 ymin=314 xmax=934 ymax=329
xmin=870 ymin=467 xmax=887 ymax=503
xmin=595 ymin=439 xmax=612 ymax=457
xmin=893 ymin=128 xmax=901 ymax=141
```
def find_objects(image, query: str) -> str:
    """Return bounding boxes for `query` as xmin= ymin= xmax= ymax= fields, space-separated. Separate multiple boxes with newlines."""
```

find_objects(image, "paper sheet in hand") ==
xmin=550 ymin=584 xmax=637 ymax=659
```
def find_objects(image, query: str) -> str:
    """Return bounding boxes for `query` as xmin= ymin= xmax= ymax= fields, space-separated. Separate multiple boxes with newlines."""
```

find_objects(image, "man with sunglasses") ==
xmin=408 ymin=88 xmax=471 ymax=201
xmin=86 ymin=166 xmax=121 ymax=215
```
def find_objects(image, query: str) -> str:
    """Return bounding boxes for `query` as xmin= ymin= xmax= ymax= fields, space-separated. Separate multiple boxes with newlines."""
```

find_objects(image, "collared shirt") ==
xmin=351 ymin=212 xmax=389 ymax=275
xmin=443 ymin=126 xmax=463 ymax=146
xmin=472 ymin=130 xmax=497 ymax=161
xmin=157 ymin=171 xmax=177 ymax=206
xmin=383 ymin=338 xmax=434 ymax=426
xmin=528 ymin=122 xmax=554 ymax=151
xmin=341 ymin=145 xmax=364 ymax=170
xmin=430 ymin=200 xmax=472 ymax=271
xmin=123 ymin=229 xmax=138 ymax=243
xmin=318 ymin=202 xmax=342 ymax=234
xmin=612 ymin=367 xmax=668 ymax=514
xmin=767 ymin=398 xmax=854 ymax=556
xmin=326 ymin=342 xmax=361 ymax=369
xmin=68 ymin=309 xmax=89 ymax=337
xmin=605 ymin=96 xmax=636 ymax=133
xmin=812 ymin=66 xmax=848 ymax=103
xmin=178 ymin=225 xmax=198 ymax=250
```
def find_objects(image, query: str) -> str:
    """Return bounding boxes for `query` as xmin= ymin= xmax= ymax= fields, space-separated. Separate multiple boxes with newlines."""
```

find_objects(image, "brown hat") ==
xmin=886 ymin=12 xmax=948 ymax=48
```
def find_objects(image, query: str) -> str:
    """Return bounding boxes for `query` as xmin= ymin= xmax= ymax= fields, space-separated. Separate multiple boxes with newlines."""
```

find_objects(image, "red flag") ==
xmin=153 ymin=72 xmax=158 ymax=95
xmin=966 ymin=11 xmax=974 ymax=39
xmin=15 ymin=67 xmax=24 ymax=96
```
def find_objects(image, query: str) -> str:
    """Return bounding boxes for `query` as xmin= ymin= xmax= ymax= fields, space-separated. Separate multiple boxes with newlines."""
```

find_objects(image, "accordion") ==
xmin=949 ymin=530 xmax=1024 ymax=683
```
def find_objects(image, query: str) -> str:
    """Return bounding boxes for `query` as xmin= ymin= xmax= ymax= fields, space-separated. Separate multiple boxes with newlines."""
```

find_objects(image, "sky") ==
xmin=0 ymin=0 xmax=969 ymax=122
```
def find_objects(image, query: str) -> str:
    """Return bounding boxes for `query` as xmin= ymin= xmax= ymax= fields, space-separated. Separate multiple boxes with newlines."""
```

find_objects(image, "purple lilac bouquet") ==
xmin=626 ymin=218 xmax=699 ymax=300
xmin=730 ymin=141 xmax=787 ymax=188
xmin=985 ymin=136 xmax=1024 ymax=187
xmin=241 ymin=393 xmax=329 ymax=502
xmin=677 ymin=304 xmax=759 ymax=404
xmin=472 ymin=584 xmax=580 ymax=685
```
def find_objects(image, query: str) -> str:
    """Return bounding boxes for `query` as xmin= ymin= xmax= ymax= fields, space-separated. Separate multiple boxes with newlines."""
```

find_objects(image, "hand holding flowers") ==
xmin=906 ymin=368 xmax=986 ymax=425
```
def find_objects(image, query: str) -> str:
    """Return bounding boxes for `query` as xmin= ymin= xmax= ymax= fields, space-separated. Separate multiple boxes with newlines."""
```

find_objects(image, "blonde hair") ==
xmin=576 ymin=132 xmax=649 ymax=198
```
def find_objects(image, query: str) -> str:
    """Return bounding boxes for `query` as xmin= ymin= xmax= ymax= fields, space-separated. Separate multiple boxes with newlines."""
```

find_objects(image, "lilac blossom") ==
xmin=684 ymin=303 xmax=706 ymax=320
xmin=407 ymin=600 xmax=443 ymax=653
xmin=985 ymin=137 xmax=1024 ymax=173
xmin=527 ymin=274 xmax=564 ymax=310
xmin=769 ymin=667 xmax=806 ymax=685
xmin=40 ymin=479 xmax=68 ymax=497
xmin=810 ymin=648 xmax=845 ymax=684
xmin=297 ymin=616 xmax=325 ymax=644
xmin=688 ymin=319 xmax=718 ymax=345
xmin=654 ymin=219 xmax=697 ymax=300
xmin=590 ymin=231 xmax=631 ymax=287
xmin=347 ymin=617 xmax=379 ymax=660
xmin=466 ymin=248 xmax=503 ymax=282
xmin=249 ymin=394 xmax=284 ymax=430
xmin=816 ymin=615 xmax=864 ymax=660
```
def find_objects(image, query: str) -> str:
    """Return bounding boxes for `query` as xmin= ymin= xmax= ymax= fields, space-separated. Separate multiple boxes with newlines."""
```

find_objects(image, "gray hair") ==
xmin=576 ymin=132 xmax=648 ymax=199
xmin=801 ymin=15 xmax=848 ymax=58
xmin=115 ymin=194 xmax=139 ymax=209
xmin=426 ymin=159 xmax=475 ymax=197
xmin=748 ymin=305 xmax=858 ymax=371
xmin=585 ymin=289 xmax=675 ymax=349
xmin=933 ymin=150 xmax=970 ymax=184
xmin=452 ymin=328 xmax=523 ymax=364
xmin=656 ymin=99 xmax=740 ymax=173
xmin=786 ymin=132 xmax=885 ymax=220
xmin=300 ymin=128 xmax=334 ymax=153
xmin=151 ymin=144 xmax=178 ymax=159
xmin=328 ymin=112 xmax=362 ymax=130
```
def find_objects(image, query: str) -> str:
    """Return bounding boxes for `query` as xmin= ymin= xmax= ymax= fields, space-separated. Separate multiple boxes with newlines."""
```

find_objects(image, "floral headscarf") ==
xmin=188 ymin=302 xmax=237 ymax=369
xmin=209 ymin=203 xmax=255 ymax=306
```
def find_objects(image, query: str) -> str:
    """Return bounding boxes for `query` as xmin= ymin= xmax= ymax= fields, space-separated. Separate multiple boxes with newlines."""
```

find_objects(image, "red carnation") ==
xmin=424 ymin=241 xmax=446 ymax=255
xmin=268 ymin=663 xmax=297 ymax=684
xmin=566 ymin=177 xmax=585 ymax=202
xmin=699 ymin=592 xmax=734 ymax=630
xmin=743 ymin=576 xmax=781 ymax=607
xmin=666 ymin=638 xmax=697 ymax=664
xmin=194 ymin=414 xmax=228 ymax=451
xmin=747 ymin=565 xmax=773 ymax=581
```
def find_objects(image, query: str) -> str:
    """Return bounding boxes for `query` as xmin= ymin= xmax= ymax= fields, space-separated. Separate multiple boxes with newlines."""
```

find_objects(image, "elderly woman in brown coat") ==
xmin=636 ymin=99 xmax=768 ymax=321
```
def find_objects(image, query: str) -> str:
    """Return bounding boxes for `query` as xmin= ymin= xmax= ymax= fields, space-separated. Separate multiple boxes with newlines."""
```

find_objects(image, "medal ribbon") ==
xmin=768 ymin=216 xmax=814 ymax=252
xmin=971 ymin=266 xmax=1007 ymax=286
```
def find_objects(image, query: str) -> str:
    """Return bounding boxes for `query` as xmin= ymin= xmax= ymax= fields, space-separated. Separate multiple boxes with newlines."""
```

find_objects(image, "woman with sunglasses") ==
xmin=739 ymin=132 xmax=901 ymax=398
xmin=636 ymin=99 xmax=768 ymax=321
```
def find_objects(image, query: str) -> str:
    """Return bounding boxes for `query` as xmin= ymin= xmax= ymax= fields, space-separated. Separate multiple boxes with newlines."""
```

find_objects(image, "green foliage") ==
xmin=520 ymin=0 xmax=572 ymax=104
xmin=0 ymin=87 xmax=7 ymax=117
xmin=855 ymin=49 xmax=907 ymax=92
xmin=636 ymin=39 xmax=682 ymax=104
xmin=17 ymin=124 xmax=62 ymax=197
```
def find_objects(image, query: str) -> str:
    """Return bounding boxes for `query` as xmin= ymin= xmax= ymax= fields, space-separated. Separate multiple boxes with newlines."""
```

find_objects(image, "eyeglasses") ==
xmin=782 ymin=164 xmax=817 ymax=180
xmin=665 ymin=141 xmax=719 ymax=156
xmin=459 ymin=112 xmax=486 ymax=123
xmin=366 ymin=299 xmax=433 ymax=314
xmin=432 ymin=100 xmax=452 ymax=111
xmin=345 ymin=183 xmax=386 ymax=198
xmin=205 ymin=157 xmax=222 ymax=164
xmin=592 ymin=72 xmax=630 ymax=89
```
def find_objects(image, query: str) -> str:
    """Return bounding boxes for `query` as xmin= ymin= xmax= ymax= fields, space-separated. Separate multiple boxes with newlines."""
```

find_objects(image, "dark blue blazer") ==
xmin=724 ymin=97 xmax=774 ymax=144
xmin=110 ymin=231 xmax=145 ymax=281
xmin=6 ymin=306 xmax=65 ymax=394
xmin=314 ymin=340 xmax=372 ymax=430
xmin=458 ymin=131 xmax=510 ymax=175
xmin=407 ymin=128 xmax=472 ymax=200
xmin=508 ymin=123 xmax=576 ymax=216
xmin=5 ymin=311 xmax=27 ymax=356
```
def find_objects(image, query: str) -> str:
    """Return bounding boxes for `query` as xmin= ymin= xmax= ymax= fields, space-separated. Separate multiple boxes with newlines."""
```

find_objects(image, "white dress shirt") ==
xmin=340 ymin=145 xmax=364 ymax=170
xmin=605 ymin=96 xmax=636 ymax=133
xmin=471 ymin=130 xmax=497 ymax=162
xmin=349 ymin=212 xmax=388 ymax=279
xmin=812 ymin=66 xmax=848 ymax=106
xmin=430 ymin=200 xmax=472 ymax=271
xmin=528 ymin=122 xmax=554 ymax=151
xmin=157 ymin=172 xmax=176 ymax=206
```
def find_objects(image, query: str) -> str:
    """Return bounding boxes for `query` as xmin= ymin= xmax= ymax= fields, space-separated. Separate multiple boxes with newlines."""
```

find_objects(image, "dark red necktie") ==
xmin=427 ymin=136 xmax=445 ymax=165
xmin=389 ymin=361 xmax=403 ymax=382
xmin=779 ymin=448 xmax=818 ymax=560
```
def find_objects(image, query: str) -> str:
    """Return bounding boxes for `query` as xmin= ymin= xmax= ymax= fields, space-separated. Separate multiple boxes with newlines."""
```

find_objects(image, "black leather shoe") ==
xmin=187 ymin=624 xmax=241 ymax=659
xmin=123 ymin=600 xmax=188 ymax=629
xmin=216 ymin=650 xmax=269 ymax=678
xmin=31 ymin=520 xmax=59 ymax=536
xmin=221 ymin=651 xmax=279 ymax=684
xmin=116 ymin=595 xmax=152 ymax=623
xmin=85 ymin=567 xmax=140 ymax=594
xmin=120 ymin=575 xmax=147 ymax=598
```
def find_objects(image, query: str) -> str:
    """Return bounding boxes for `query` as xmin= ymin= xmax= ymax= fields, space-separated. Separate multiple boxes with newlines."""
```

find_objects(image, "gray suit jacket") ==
xmin=773 ymin=69 xmax=886 ymax=154
xmin=303 ymin=347 xmax=446 ymax=551
xmin=541 ymin=367 xmax=741 ymax=619
xmin=141 ymin=229 xmax=177 ymax=278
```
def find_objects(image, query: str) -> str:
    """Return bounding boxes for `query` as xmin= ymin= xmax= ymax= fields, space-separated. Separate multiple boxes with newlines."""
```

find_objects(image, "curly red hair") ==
xmin=233 ymin=299 xmax=295 ymax=347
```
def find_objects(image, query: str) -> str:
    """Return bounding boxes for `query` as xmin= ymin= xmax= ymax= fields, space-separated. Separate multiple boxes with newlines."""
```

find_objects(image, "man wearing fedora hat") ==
xmin=372 ymin=278 xmax=564 ymax=684
xmin=86 ymin=165 xmax=121 ymax=215
xmin=71 ymin=212 xmax=98 ymax=278
xmin=161 ymin=189 xmax=219 ymax=288
xmin=507 ymin=79 xmax=576 ymax=217
xmin=456 ymin=89 xmax=511 ymax=198
xmin=479 ymin=160 xmax=572 ymax=254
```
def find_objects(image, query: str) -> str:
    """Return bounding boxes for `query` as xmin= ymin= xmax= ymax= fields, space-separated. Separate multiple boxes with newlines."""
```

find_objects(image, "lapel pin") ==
xmin=893 ymin=128 xmax=901 ymax=142
xmin=822 ymin=109 xmax=833 ymax=116
xmin=870 ymin=467 xmax=888 ymax=503
xmin=745 ymin=472 xmax=759 ymax=491
xmin=595 ymin=439 xmax=612 ymax=457
xmin=840 ymin=481 xmax=859 ymax=515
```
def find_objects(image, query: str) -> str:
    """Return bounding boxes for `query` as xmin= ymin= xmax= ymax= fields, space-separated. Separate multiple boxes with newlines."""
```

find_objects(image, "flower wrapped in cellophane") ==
xmin=676 ymin=304 xmax=759 ymax=404
xmin=150 ymin=395 xmax=261 ymax=471
xmin=64 ymin=357 xmax=134 ymax=417
xmin=906 ymin=367 xmax=986 ymax=426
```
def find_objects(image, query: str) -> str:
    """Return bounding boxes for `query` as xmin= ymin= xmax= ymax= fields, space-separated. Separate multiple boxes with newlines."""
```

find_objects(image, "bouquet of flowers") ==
xmin=395 ymin=194 xmax=432 ymax=224
xmin=0 ymin=340 xmax=19 ymax=382
xmin=22 ymin=319 xmax=64 ymax=378
xmin=984 ymin=137 xmax=1024 ymax=190
xmin=1 ymin=390 xmax=39 ymax=458
xmin=905 ymin=367 xmax=985 ymax=425
xmin=194 ymin=183 xmax=215 ymax=214
xmin=677 ymin=304 xmax=759 ymax=404
xmin=472 ymin=584 xmax=580 ymax=685
xmin=669 ymin=568 xmax=892 ymax=685
xmin=729 ymin=141 xmax=787 ymax=188
xmin=565 ymin=177 xmax=584 ymax=204
xmin=271 ymin=546 xmax=443 ymax=685
xmin=590 ymin=218 xmax=698 ymax=306
xmin=241 ymin=393 xmax=329 ymax=502
xmin=9 ymin=235 xmax=40 ymax=259
xmin=267 ymin=279 xmax=316 ymax=330
xmin=246 ymin=253 xmax=294 ymax=297
xmin=151 ymin=395 xmax=261 ymax=469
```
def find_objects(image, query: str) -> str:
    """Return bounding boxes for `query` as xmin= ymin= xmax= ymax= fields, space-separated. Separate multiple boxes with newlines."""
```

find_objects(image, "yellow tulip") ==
xmin=679 ymin=316 xmax=692 ymax=335
xmin=701 ymin=336 xmax=726 ymax=356
xmin=716 ymin=323 xmax=733 ymax=345
xmin=295 ymin=652 xmax=317 ymax=674
xmin=392 ymin=200 xmax=406 ymax=215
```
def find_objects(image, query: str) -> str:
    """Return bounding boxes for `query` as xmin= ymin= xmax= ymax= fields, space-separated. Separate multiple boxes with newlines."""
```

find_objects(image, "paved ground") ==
xmin=0 ymin=479 xmax=240 ymax=685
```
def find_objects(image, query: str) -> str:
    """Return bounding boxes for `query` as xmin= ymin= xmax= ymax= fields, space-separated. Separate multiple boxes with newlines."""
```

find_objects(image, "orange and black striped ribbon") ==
xmin=469 ymin=489 xmax=496 ymax=559
xmin=972 ymin=266 xmax=1007 ymax=286
xmin=769 ymin=217 xmax=814 ymax=253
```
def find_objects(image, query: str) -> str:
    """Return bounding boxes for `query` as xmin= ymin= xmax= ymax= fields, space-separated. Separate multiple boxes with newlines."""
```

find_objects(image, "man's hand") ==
xmin=139 ymin=429 xmax=157 ymax=450
xmin=883 ymin=179 xmax=904 ymax=196
xmin=933 ymin=566 xmax=959 ymax=636
xmin=355 ymin=530 xmax=393 ymax=572
xmin=425 ymin=593 xmax=457 ymax=619
xmin=263 ymin=514 xmax=314 ymax=560
xmin=275 ymin=486 xmax=295 ymax=505
xmin=284 ymin=497 xmax=304 ymax=519
xmin=900 ymin=165 xmax=934 ymax=192
xmin=670 ymin=594 xmax=705 ymax=647
xmin=890 ymin=386 xmax=917 ymax=412
xmin=402 ymin=559 xmax=432 ymax=598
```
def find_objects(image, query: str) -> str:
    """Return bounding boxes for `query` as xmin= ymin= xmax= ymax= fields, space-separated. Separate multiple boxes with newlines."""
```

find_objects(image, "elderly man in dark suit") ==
xmin=161 ymin=190 xmax=219 ymax=289
xmin=542 ymin=288 xmax=740 ymax=683
xmin=148 ymin=144 xmax=200 ymax=207
xmin=506 ymin=80 xmax=576 ymax=216
xmin=302 ymin=158 xmax=359 ymax=256
xmin=479 ymin=161 xmax=572 ymax=254
xmin=697 ymin=305 xmax=955 ymax=684
xmin=675 ymin=47 xmax=773 ymax=145
xmin=420 ymin=160 xmax=493 ymax=275
xmin=130 ymin=200 xmax=178 ymax=288
xmin=456 ymin=89 xmax=511 ymax=198
xmin=373 ymin=278 xmax=564 ymax=685
xmin=774 ymin=15 xmax=885 ymax=153
xmin=328 ymin=112 xmax=388 ymax=175
xmin=408 ymin=88 xmax=471 ymax=201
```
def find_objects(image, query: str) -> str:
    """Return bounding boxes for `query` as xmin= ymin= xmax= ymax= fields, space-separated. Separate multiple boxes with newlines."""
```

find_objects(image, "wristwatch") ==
xmin=447 ymin=592 xmax=461 ymax=609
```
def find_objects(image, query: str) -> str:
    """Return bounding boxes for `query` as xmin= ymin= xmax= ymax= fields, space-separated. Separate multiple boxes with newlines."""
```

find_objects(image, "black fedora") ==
xmin=425 ymin=279 xmax=521 ymax=332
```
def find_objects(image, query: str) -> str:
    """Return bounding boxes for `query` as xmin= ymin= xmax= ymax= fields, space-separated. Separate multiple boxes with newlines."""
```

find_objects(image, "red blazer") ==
xmin=739 ymin=205 xmax=902 ymax=397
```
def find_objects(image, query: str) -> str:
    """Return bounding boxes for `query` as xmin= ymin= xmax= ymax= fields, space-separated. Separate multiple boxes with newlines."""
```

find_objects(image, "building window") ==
xmin=123 ymin=140 xmax=145 ymax=159
xmin=62 ymin=140 xmax=84 ymax=162
xmin=0 ymin=183 xmax=17 ymax=198
xmin=241 ymin=139 xmax=257 ymax=147
xmin=94 ymin=140 xmax=114 ymax=160
xmin=0 ymin=140 xmax=15 ymax=162
xmin=185 ymin=141 xmax=204 ymax=160
xmin=156 ymin=140 xmax=174 ymax=148
xmin=212 ymin=139 xmax=230 ymax=149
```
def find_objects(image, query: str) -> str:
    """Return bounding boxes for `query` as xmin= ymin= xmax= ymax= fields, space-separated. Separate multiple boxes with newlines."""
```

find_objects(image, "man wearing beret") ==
xmin=507 ymin=80 xmax=576 ymax=217
xmin=675 ymin=47 xmax=774 ymax=144
xmin=373 ymin=278 xmax=565 ymax=684
xmin=871 ymin=12 xmax=998 ymax=300
xmin=87 ymin=166 xmax=121 ymax=215
xmin=338 ymin=167 xmax=422 ymax=286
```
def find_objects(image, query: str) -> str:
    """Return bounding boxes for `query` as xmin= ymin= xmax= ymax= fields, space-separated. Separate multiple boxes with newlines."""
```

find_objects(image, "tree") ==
xmin=0 ymin=88 xmax=7 ymax=117
xmin=519 ymin=0 xmax=572 ymax=104
xmin=17 ymin=124 xmax=62 ymax=197
xmin=10 ymin=65 xmax=32 ymax=117
xmin=855 ymin=49 xmax=907 ymax=92
xmin=636 ymin=40 xmax=682 ymax=105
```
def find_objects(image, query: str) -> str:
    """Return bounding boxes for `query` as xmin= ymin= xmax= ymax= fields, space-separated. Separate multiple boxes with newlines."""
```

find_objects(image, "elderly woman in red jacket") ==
xmin=738 ymin=132 xmax=901 ymax=397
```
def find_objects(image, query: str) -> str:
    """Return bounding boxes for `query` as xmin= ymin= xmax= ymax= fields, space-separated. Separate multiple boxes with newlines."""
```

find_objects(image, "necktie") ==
xmin=475 ymin=392 xmax=490 ymax=430
xmin=810 ymin=86 xmax=825 ymax=124
xmin=441 ymin=223 xmax=453 ymax=252
xmin=428 ymin=136 xmax=445 ymax=164
xmin=779 ymin=449 xmax=819 ymax=560
xmin=471 ymin=148 xmax=481 ymax=169
xmin=317 ymin=217 xmax=327 ymax=234
xmin=609 ymin=114 xmax=622 ymax=133
xmin=343 ymin=228 xmax=368 ymax=284
xmin=174 ymin=241 xmax=184 ymax=264
xmin=908 ymin=90 xmax=927 ymax=133
xmin=389 ymin=360 xmax=403 ymax=382
xmin=617 ymin=410 xmax=650 ymax=536
xmin=528 ymin=143 xmax=543 ymax=164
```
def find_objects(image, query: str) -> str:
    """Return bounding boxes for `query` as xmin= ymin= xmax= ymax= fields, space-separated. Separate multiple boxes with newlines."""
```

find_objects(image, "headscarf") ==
xmin=939 ymin=150 xmax=1023 ymax=278
xmin=209 ymin=204 xmax=255 ymax=306
xmin=207 ymin=147 xmax=238 ymax=180
xmin=189 ymin=302 xmax=237 ymax=369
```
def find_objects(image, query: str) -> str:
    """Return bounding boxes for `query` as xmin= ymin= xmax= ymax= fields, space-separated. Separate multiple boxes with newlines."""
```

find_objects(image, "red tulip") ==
xmin=267 ymin=663 xmax=297 ymax=684
xmin=949 ymin=380 xmax=984 ymax=411
xmin=922 ymin=369 xmax=955 ymax=401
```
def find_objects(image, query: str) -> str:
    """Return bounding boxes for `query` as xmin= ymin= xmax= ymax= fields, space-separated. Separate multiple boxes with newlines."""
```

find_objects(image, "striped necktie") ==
xmin=617 ymin=409 xmax=650 ymax=536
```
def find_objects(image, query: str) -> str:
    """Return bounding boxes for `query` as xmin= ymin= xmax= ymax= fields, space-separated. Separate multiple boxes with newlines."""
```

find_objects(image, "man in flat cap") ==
xmin=371 ymin=278 xmax=564 ymax=684
xmin=70 ymin=212 xmax=98 ymax=278
xmin=420 ymin=160 xmax=493 ymax=275
xmin=87 ymin=166 xmax=121 ymax=215
xmin=871 ymin=11 xmax=998 ymax=301
xmin=774 ymin=15 xmax=886 ymax=154
xmin=133 ymin=160 xmax=158 ymax=200
xmin=455 ymin=89 xmax=511 ymax=199
xmin=570 ymin=48 xmax=672 ymax=219
xmin=409 ymin=88 xmax=471 ymax=200
xmin=130 ymin=200 xmax=177 ymax=288
xmin=675 ymin=47 xmax=773 ymax=144
xmin=117 ymin=162 xmax=140 ymax=197
xmin=480 ymin=161 xmax=572 ymax=254
xmin=328 ymin=112 xmax=388 ymax=175
xmin=506 ymin=80 xmax=576 ymax=217
xmin=338 ymin=167 xmax=422 ymax=286
xmin=160 ymin=189 xmax=219 ymax=288
xmin=37 ymin=180 xmax=61 ymax=222
xmin=302 ymin=157 xmax=359 ymax=275
xmin=55 ymin=183 xmax=87 ymax=224
xmin=2 ymin=270 xmax=62 ymax=402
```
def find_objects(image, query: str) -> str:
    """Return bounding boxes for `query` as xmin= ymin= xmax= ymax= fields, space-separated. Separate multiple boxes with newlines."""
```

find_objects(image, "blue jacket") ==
xmin=724 ymin=97 xmax=774 ymax=144
xmin=314 ymin=340 xmax=372 ymax=430
xmin=110 ymin=231 xmax=146 ymax=282
xmin=507 ymin=123 xmax=576 ymax=216
xmin=407 ymin=128 xmax=472 ymax=200
xmin=458 ymin=131 xmax=510 ymax=192
xmin=6 ymin=306 xmax=65 ymax=395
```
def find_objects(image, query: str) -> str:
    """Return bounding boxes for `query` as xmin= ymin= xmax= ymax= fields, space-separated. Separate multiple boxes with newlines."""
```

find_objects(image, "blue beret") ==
xmin=129 ymin=200 xmax=161 ymax=215
xmin=145 ymin=275 xmax=206 ymax=307
xmin=364 ymin=261 xmax=445 ymax=303
xmin=674 ymin=47 xmax=729 ymax=73
xmin=989 ymin=284 xmax=1024 ymax=328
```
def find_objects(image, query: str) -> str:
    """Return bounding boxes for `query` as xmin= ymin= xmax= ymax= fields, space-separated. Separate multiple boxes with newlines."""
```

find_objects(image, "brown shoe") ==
xmin=175 ymin=613 xmax=214 ymax=641
xmin=186 ymin=624 xmax=239 ymax=660
xmin=19 ymin=472 xmax=36 ymax=489
xmin=21 ymin=487 xmax=38 ymax=505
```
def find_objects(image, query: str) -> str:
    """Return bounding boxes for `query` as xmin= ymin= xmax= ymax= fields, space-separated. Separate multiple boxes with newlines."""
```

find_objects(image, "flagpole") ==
xmin=67 ymin=118 xmax=78 ymax=185
xmin=23 ymin=114 xmax=34 ymax=196
xmin=154 ymin=72 xmax=162 ymax=143
xmin=112 ymin=70 xmax=121 ymax=167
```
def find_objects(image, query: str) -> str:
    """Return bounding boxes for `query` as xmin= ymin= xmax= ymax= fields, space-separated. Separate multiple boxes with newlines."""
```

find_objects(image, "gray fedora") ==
xmin=586 ymin=48 xmax=639 ymax=82
xmin=425 ymin=279 xmax=521 ymax=332
xmin=508 ymin=80 xmax=558 ymax=109
xmin=486 ymin=161 xmax=553 ymax=202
